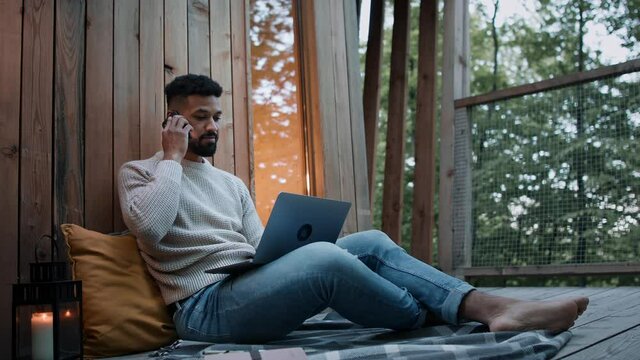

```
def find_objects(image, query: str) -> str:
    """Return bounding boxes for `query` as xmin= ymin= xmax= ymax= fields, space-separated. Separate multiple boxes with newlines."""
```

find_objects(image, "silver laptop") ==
xmin=205 ymin=192 xmax=351 ymax=274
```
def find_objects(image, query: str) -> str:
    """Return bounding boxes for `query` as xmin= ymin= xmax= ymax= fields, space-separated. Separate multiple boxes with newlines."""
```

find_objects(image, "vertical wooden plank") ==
xmin=85 ymin=0 xmax=114 ymax=233
xmin=188 ymin=0 xmax=211 ymax=76
xmin=381 ymin=0 xmax=410 ymax=243
xmin=140 ymin=0 xmax=163 ymax=158
xmin=362 ymin=0 xmax=384 ymax=205
xmin=309 ymin=0 xmax=340 ymax=204
xmin=0 ymin=0 xmax=22 ymax=352
xmin=230 ymin=0 xmax=253 ymax=189
xmin=411 ymin=0 xmax=437 ymax=264
xmin=440 ymin=0 xmax=469 ymax=273
xmin=20 ymin=0 xmax=54 ymax=278
xmin=54 ymin=0 xmax=85 ymax=239
xmin=113 ymin=0 xmax=140 ymax=231
xmin=328 ymin=0 xmax=357 ymax=234
xmin=164 ymin=0 xmax=188 ymax=84
xmin=210 ymin=0 xmax=235 ymax=174
xmin=297 ymin=0 xmax=326 ymax=199
xmin=343 ymin=0 xmax=372 ymax=231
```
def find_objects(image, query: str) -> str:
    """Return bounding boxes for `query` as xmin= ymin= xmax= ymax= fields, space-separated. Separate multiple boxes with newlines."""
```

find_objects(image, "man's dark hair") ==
xmin=164 ymin=74 xmax=223 ymax=105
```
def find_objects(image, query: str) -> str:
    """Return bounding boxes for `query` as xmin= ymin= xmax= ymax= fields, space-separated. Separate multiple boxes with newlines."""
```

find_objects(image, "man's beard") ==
xmin=188 ymin=133 xmax=218 ymax=157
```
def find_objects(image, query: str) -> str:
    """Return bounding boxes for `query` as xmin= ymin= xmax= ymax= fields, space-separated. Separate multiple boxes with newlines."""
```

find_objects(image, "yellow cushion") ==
xmin=61 ymin=224 xmax=177 ymax=357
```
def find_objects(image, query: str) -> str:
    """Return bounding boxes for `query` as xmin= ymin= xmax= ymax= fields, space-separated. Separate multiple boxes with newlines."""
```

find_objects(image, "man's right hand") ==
xmin=162 ymin=115 xmax=193 ymax=163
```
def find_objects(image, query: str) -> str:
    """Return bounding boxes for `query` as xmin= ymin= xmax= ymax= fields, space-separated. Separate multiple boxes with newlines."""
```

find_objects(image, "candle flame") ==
xmin=32 ymin=312 xmax=52 ymax=320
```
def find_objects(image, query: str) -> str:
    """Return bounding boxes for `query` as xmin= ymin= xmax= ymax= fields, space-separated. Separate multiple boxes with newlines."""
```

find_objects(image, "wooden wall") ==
xmin=0 ymin=0 xmax=252 ymax=352
xmin=301 ymin=0 xmax=372 ymax=235
xmin=0 ymin=0 xmax=370 ymax=353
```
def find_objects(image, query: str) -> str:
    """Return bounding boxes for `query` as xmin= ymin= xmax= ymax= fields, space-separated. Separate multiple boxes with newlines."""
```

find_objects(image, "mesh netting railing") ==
xmin=453 ymin=70 xmax=640 ymax=269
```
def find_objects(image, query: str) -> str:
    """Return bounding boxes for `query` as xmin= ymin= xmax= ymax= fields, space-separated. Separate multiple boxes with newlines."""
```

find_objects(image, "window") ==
xmin=250 ymin=0 xmax=310 ymax=223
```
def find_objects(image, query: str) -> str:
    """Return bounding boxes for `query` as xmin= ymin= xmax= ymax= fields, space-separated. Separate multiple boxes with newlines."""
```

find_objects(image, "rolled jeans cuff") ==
xmin=442 ymin=283 xmax=475 ymax=325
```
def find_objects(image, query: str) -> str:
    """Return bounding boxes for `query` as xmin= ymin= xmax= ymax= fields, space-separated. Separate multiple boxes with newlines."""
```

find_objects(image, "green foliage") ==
xmin=361 ymin=0 xmax=639 ymax=284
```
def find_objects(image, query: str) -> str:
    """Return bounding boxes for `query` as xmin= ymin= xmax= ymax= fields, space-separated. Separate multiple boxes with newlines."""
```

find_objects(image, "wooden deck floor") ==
xmin=480 ymin=287 xmax=640 ymax=359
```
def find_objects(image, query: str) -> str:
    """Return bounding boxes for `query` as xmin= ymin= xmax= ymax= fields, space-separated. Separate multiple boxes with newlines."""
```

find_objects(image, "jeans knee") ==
xmin=297 ymin=242 xmax=358 ymax=273
xmin=338 ymin=230 xmax=399 ymax=254
xmin=365 ymin=230 xmax=396 ymax=245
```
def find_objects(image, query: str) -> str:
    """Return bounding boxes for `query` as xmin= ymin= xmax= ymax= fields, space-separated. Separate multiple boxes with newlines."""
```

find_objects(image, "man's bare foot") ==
xmin=460 ymin=291 xmax=589 ymax=333
xmin=488 ymin=297 xmax=589 ymax=332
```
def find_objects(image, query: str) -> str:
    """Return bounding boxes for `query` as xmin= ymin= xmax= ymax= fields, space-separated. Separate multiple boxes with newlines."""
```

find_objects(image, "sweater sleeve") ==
xmin=118 ymin=160 xmax=183 ymax=244
xmin=238 ymin=181 xmax=264 ymax=248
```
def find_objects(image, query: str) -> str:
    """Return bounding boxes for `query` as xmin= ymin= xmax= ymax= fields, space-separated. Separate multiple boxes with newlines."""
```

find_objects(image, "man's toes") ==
xmin=575 ymin=297 xmax=589 ymax=315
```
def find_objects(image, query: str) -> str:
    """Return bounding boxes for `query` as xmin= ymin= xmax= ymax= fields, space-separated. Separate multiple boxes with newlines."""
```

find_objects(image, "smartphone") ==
xmin=163 ymin=110 xmax=191 ymax=140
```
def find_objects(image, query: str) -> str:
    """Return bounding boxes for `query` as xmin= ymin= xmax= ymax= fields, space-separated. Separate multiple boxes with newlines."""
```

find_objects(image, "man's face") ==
xmin=174 ymin=95 xmax=222 ymax=157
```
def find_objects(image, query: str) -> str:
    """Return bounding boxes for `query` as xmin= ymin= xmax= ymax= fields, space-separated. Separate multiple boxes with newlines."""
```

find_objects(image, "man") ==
xmin=119 ymin=74 xmax=588 ymax=344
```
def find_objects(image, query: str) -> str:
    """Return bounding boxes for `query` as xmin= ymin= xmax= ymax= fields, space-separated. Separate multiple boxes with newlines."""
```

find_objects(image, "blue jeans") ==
xmin=172 ymin=230 xmax=474 ymax=343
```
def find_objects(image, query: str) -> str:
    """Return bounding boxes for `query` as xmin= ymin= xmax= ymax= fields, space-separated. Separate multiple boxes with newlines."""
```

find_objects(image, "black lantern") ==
xmin=13 ymin=235 xmax=83 ymax=359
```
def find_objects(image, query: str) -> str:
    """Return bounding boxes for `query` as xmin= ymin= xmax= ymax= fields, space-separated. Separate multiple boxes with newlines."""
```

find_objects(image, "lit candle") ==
xmin=31 ymin=312 xmax=53 ymax=360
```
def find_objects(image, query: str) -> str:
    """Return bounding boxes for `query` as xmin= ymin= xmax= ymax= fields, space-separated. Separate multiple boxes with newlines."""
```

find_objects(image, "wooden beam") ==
xmin=54 ymin=0 xmax=86 ymax=239
xmin=455 ymin=58 xmax=640 ymax=108
xmin=21 ymin=0 xmax=54 ymax=278
xmin=0 ymin=0 xmax=22 ymax=352
xmin=113 ymin=0 xmax=140 ymax=231
xmin=140 ymin=0 xmax=164 ymax=159
xmin=210 ymin=0 xmax=235 ymax=174
xmin=439 ymin=0 xmax=470 ymax=273
xmin=230 ymin=0 xmax=253 ymax=190
xmin=85 ymin=0 xmax=114 ymax=234
xmin=381 ymin=0 xmax=410 ymax=243
xmin=362 ymin=0 xmax=384 ymax=205
xmin=344 ymin=0 xmax=372 ymax=231
xmin=462 ymin=263 xmax=640 ymax=277
xmin=411 ymin=0 xmax=437 ymax=264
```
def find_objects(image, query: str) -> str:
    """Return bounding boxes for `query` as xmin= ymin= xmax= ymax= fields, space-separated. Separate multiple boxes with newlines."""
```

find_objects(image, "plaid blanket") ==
xmin=138 ymin=311 xmax=571 ymax=360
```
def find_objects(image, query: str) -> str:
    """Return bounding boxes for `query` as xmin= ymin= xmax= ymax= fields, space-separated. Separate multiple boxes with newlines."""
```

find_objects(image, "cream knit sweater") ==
xmin=118 ymin=151 xmax=264 ymax=304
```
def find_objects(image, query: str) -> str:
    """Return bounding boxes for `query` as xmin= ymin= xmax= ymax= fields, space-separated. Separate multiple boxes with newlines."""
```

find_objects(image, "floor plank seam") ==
xmin=557 ymin=323 xmax=640 ymax=359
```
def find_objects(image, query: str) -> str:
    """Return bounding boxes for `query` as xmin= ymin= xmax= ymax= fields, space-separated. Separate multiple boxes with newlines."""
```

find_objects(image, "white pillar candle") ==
xmin=31 ymin=312 xmax=54 ymax=360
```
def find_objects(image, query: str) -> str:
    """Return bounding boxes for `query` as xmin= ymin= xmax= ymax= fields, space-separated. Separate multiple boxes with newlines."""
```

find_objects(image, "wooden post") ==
xmin=381 ymin=0 xmax=410 ymax=243
xmin=411 ymin=0 xmax=438 ymax=264
xmin=440 ymin=0 xmax=470 ymax=274
xmin=0 ymin=0 xmax=22 ymax=351
xmin=86 ymin=0 xmax=114 ymax=233
xmin=363 ymin=0 xmax=384 ymax=205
